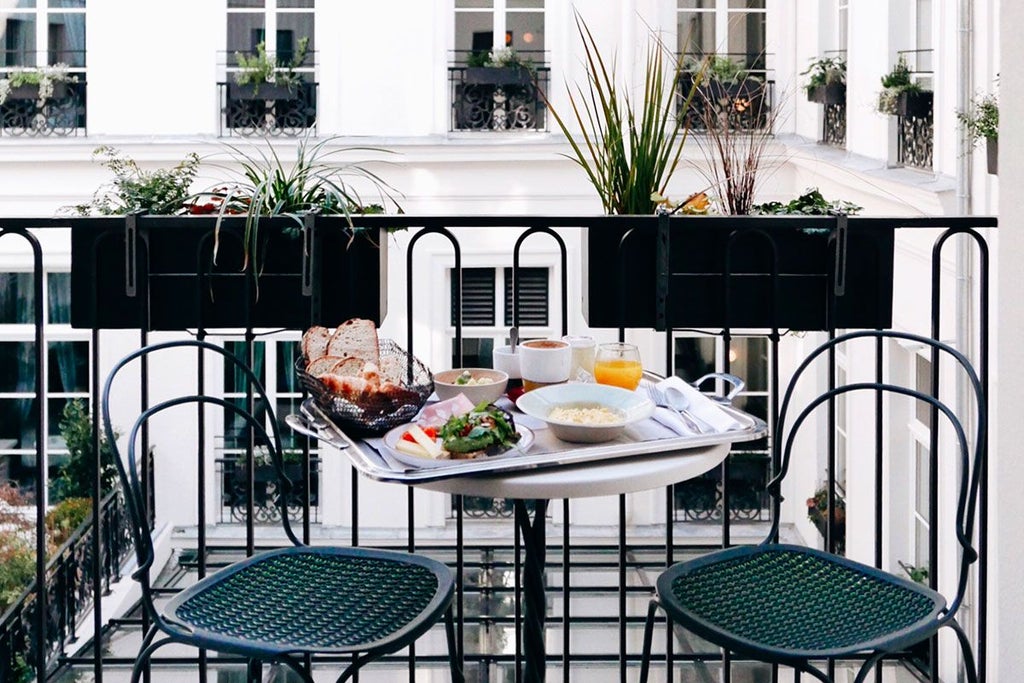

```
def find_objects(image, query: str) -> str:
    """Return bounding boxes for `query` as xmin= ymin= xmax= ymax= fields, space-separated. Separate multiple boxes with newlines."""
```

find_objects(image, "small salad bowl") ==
xmin=434 ymin=368 xmax=509 ymax=405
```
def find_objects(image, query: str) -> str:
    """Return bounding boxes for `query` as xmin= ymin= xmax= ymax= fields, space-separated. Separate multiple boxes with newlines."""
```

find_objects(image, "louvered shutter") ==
xmin=450 ymin=268 xmax=495 ymax=326
xmin=504 ymin=267 xmax=548 ymax=327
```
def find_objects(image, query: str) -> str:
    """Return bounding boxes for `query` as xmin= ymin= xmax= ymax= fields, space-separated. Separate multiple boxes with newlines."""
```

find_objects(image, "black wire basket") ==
xmin=296 ymin=339 xmax=434 ymax=437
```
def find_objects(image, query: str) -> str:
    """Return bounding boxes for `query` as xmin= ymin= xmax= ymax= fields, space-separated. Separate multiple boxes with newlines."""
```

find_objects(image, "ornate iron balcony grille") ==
xmin=449 ymin=66 xmax=550 ymax=132
xmin=823 ymin=103 xmax=846 ymax=147
xmin=219 ymin=81 xmax=318 ymax=138
xmin=898 ymin=110 xmax=934 ymax=170
xmin=0 ymin=80 xmax=87 ymax=137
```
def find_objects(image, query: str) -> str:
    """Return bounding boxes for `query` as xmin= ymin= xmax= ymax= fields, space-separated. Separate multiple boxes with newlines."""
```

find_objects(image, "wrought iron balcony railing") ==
xmin=448 ymin=65 xmax=550 ymax=132
xmin=218 ymin=80 xmax=318 ymax=137
xmin=0 ymin=80 xmax=87 ymax=137
xmin=0 ymin=213 xmax=996 ymax=683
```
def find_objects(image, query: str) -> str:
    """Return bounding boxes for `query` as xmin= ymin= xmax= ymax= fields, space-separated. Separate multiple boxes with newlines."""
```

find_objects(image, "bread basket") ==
xmin=296 ymin=339 xmax=434 ymax=437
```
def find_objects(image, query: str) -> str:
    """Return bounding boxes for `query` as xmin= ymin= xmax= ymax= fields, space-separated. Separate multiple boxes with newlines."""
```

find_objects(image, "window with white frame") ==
xmin=226 ymin=0 xmax=314 ymax=72
xmin=677 ymin=0 xmax=766 ymax=72
xmin=0 ymin=271 xmax=90 ymax=502
xmin=837 ymin=0 xmax=849 ymax=53
xmin=1 ymin=0 xmax=85 ymax=70
xmin=454 ymin=0 xmax=545 ymax=64
xmin=449 ymin=266 xmax=550 ymax=368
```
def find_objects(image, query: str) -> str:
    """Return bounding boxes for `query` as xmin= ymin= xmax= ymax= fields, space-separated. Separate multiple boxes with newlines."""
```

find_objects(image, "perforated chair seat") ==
xmin=656 ymin=544 xmax=946 ymax=662
xmin=163 ymin=546 xmax=454 ymax=657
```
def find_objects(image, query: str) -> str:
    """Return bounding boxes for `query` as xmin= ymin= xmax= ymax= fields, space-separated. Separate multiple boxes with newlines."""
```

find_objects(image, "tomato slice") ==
xmin=402 ymin=426 xmax=438 ymax=442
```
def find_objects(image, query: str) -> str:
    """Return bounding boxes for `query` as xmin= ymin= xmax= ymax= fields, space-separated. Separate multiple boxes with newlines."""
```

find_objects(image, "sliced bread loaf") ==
xmin=326 ymin=318 xmax=380 ymax=365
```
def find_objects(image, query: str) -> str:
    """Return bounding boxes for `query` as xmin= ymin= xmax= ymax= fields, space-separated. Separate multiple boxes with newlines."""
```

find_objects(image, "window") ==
xmin=909 ymin=353 xmax=933 ymax=572
xmin=227 ymin=0 xmax=315 ymax=71
xmin=837 ymin=0 xmax=849 ymax=53
xmin=454 ymin=0 xmax=545 ymax=64
xmin=677 ymin=0 xmax=766 ymax=72
xmin=1 ymin=0 xmax=85 ymax=69
xmin=449 ymin=266 xmax=550 ymax=367
xmin=0 ymin=271 xmax=90 ymax=502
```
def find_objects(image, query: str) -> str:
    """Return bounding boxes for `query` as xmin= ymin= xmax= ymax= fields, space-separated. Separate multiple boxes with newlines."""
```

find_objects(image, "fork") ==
xmin=643 ymin=382 xmax=707 ymax=435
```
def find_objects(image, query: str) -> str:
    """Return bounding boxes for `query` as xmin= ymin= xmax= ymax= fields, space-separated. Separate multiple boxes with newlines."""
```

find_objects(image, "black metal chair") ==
xmin=640 ymin=330 xmax=984 ymax=683
xmin=101 ymin=340 xmax=463 ymax=683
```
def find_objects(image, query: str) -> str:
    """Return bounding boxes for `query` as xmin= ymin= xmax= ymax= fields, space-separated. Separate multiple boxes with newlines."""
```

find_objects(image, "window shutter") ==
xmin=451 ymin=268 xmax=495 ymax=327
xmin=504 ymin=267 xmax=548 ymax=327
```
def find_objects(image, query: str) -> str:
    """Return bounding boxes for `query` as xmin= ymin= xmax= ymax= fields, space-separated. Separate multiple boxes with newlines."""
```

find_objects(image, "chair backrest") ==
xmin=101 ymin=339 xmax=303 ymax=626
xmin=766 ymin=330 xmax=985 ymax=617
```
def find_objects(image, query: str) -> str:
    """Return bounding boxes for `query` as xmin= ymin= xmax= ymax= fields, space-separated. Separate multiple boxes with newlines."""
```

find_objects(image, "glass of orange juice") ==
xmin=594 ymin=342 xmax=643 ymax=390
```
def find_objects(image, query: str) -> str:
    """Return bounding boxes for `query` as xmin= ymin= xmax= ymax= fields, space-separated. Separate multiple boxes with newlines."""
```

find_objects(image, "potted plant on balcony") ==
xmin=806 ymin=485 xmax=845 ymax=555
xmin=957 ymin=90 xmax=999 ymax=174
xmin=230 ymin=37 xmax=310 ymax=101
xmin=68 ymin=137 xmax=400 ymax=330
xmin=802 ymin=55 xmax=846 ymax=105
xmin=876 ymin=54 xmax=931 ymax=118
xmin=464 ymin=47 xmax=535 ymax=86
xmin=0 ymin=64 xmax=76 ymax=106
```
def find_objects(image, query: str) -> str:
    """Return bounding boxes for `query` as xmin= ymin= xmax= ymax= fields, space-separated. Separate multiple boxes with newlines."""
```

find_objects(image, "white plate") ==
xmin=382 ymin=423 xmax=535 ymax=470
xmin=515 ymin=383 xmax=655 ymax=443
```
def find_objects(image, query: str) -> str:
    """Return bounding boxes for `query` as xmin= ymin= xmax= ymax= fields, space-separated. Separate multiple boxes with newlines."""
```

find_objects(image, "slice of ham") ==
xmin=417 ymin=394 xmax=475 ymax=428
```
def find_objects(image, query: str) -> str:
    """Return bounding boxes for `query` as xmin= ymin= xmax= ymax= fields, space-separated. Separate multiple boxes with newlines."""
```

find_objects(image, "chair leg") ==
xmin=247 ymin=658 xmax=261 ymax=682
xmin=278 ymin=653 xmax=317 ymax=683
xmin=945 ymin=618 xmax=980 ymax=683
xmin=798 ymin=662 xmax=833 ymax=683
xmin=445 ymin=605 xmax=466 ymax=683
xmin=130 ymin=630 xmax=177 ymax=683
xmin=639 ymin=598 xmax=660 ymax=683
xmin=852 ymin=651 xmax=887 ymax=683
xmin=336 ymin=651 xmax=382 ymax=683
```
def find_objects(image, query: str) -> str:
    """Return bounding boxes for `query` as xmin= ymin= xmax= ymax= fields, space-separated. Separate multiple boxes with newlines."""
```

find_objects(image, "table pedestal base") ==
xmin=515 ymin=498 xmax=549 ymax=683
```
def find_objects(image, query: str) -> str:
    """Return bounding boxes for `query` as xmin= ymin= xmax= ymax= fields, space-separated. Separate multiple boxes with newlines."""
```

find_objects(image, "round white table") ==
xmin=417 ymin=442 xmax=732 ymax=683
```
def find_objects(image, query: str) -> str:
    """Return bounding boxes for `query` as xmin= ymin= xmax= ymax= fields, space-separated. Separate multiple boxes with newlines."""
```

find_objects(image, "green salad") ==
xmin=439 ymin=402 xmax=520 ymax=456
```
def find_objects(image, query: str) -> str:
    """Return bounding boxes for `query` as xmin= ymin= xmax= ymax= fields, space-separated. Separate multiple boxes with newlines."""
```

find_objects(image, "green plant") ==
xmin=900 ymin=562 xmax=929 ymax=585
xmin=957 ymin=92 xmax=998 ymax=144
xmin=50 ymin=400 xmax=119 ymax=502
xmin=752 ymin=187 xmax=862 ymax=216
xmin=64 ymin=147 xmax=201 ymax=216
xmin=45 ymin=498 xmax=93 ymax=548
xmin=235 ymin=37 xmax=310 ymax=93
xmin=0 ymin=486 xmax=34 ymax=614
xmin=193 ymin=133 xmax=402 ymax=272
xmin=697 ymin=55 xmax=758 ymax=85
xmin=541 ymin=12 xmax=699 ymax=215
xmin=0 ymin=63 xmax=77 ymax=105
xmin=806 ymin=485 xmax=846 ymax=554
xmin=876 ymin=54 xmax=922 ymax=114
xmin=802 ymin=55 xmax=846 ymax=92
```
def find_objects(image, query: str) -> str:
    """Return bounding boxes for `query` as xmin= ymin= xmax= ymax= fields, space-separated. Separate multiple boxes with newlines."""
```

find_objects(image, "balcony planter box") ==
xmin=583 ymin=221 xmax=895 ymax=331
xmin=70 ymin=216 xmax=387 ymax=330
xmin=5 ymin=82 xmax=68 ymax=101
xmin=986 ymin=138 xmax=998 ymax=175
xmin=464 ymin=66 xmax=533 ymax=87
xmin=227 ymin=81 xmax=302 ymax=101
xmin=896 ymin=90 xmax=933 ymax=118
xmin=806 ymin=82 xmax=845 ymax=105
xmin=230 ymin=462 xmax=319 ymax=509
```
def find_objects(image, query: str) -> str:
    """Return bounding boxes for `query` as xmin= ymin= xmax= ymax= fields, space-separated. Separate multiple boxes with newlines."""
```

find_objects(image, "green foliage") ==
xmin=696 ymin=55 xmax=759 ymax=85
xmin=957 ymin=92 xmax=998 ymax=144
xmin=195 ymin=133 xmax=402 ymax=272
xmin=465 ymin=47 xmax=533 ymax=70
xmin=752 ymin=188 xmax=862 ymax=216
xmin=0 ymin=63 xmax=76 ymax=105
xmin=542 ymin=12 xmax=699 ymax=215
xmin=801 ymin=55 xmax=846 ymax=92
xmin=876 ymin=55 xmax=923 ymax=115
xmin=905 ymin=564 xmax=929 ymax=584
xmin=235 ymin=37 xmax=310 ymax=93
xmin=45 ymin=497 xmax=93 ymax=547
xmin=0 ymin=532 xmax=35 ymax=614
xmin=65 ymin=146 xmax=201 ymax=216
xmin=50 ymin=400 xmax=118 ymax=502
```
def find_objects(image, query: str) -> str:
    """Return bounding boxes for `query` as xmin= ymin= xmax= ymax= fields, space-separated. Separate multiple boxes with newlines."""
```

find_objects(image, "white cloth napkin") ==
xmin=655 ymin=376 xmax=741 ymax=433
xmin=650 ymin=406 xmax=695 ymax=436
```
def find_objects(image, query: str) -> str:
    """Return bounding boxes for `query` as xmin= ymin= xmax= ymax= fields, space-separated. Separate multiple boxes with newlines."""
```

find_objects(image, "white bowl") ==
xmin=515 ymin=383 xmax=655 ymax=443
xmin=433 ymin=368 xmax=509 ymax=405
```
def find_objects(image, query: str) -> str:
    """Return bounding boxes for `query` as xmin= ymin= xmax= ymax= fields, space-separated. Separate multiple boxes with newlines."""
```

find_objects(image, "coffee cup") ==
xmin=519 ymin=339 xmax=572 ymax=391
xmin=492 ymin=345 xmax=522 ymax=380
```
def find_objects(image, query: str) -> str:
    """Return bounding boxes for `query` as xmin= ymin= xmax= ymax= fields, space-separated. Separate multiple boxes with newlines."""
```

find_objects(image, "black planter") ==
xmin=896 ymin=90 xmax=933 ymax=119
xmin=70 ymin=216 xmax=387 ymax=330
xmin=807 ymin=82 xmax=845 ymax=105
xmin=6 ymin=82 xmax=68 ymax=101
xmin=986 ymin=137 xmax=998 ymax=175
xmin=464 ymin=66 xmax=533 ymax=87
xmin=227 ymin=81 xmax=302 ymax=100
xmin=583 ymin=221 xmax=895 ymax=330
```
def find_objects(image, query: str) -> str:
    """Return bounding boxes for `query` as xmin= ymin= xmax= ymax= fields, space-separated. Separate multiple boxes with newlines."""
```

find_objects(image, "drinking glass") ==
xmin=593 ymin=342 xmax=642 ymax=390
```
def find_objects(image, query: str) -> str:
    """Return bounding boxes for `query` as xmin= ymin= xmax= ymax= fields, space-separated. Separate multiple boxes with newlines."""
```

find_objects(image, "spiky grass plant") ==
xmin=196 ymin=133 xmax=401 ymax=272
xmin=542 ymin=12 xmax=700 ymax=215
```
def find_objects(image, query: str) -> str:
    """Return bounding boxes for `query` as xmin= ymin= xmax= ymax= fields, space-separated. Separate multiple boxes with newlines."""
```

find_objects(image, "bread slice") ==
xmin=326 ymin=318 xmax=380 ymax=365
xmin=329 ymin=357 xmax=364 ymax=377
xmin=307 ymin=355 xmax=347 ymax=377
xmin=302 ymin=326 xmax=332 ymax=361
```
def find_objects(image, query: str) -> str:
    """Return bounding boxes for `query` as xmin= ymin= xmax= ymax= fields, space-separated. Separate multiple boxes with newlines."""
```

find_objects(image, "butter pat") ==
xmin=406 ymin=424 xmax=443 ymax=458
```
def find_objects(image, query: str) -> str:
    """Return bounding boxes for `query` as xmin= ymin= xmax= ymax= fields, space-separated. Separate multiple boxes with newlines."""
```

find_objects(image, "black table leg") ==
xmin=515 ymin=498 xmax=550 ymax=683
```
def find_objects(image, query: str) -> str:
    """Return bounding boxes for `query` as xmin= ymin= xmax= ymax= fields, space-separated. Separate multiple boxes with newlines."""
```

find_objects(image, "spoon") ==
xmin=665 ymin=386 xmax=714 ymax=434
xmin=510 ymin=326 xmax=519 ymax=353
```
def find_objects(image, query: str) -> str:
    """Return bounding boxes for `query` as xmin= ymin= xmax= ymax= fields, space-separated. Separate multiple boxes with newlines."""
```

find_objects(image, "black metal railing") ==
xmin=0 ymin=490 xmax=133 ymax=683
xmin=218 ymin=80 xmax=318 ymax=137
xmin=216 ymin=456 xmax=320 ymax=524
xmin=0 ymin=80 xmax=86 ymax=137
xmin=676 ymin=53 xmax=775 ymax=132
xmin=824 ymin=102 xmax=846 ymax=146
xmin=448 ymin=65 xmax=550 ymax=132
xmin=0 ymin=213 xmax=995 ymax=683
